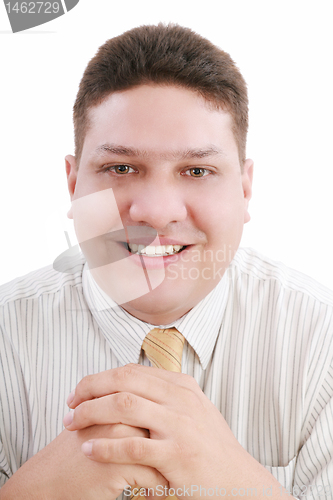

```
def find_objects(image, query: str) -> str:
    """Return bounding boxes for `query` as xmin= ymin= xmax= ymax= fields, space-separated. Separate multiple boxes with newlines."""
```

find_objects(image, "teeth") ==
xmin=128 ymin=243 xmax=185 ymax=256
xmin=145 ymin=246 xmax=155 ymax=255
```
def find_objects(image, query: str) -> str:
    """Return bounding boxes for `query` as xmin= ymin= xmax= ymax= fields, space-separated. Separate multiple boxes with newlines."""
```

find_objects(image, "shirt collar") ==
xmin=82 ymin=263 xmax=229 ymax=370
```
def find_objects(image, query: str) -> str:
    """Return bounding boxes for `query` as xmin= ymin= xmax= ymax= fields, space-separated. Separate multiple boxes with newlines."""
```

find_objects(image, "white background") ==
xmin=0 ymin=0 xmax=332 ymax=288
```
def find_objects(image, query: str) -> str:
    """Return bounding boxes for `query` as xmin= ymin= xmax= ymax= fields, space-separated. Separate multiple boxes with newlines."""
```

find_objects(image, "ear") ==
xmin=65 ymin=155 xmax=77 ymax=219
xmin=241 ymin=158 xmax=254 ymax=224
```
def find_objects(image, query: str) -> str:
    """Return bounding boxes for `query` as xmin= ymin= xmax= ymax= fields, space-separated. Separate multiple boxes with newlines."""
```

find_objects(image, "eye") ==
xmin=104 ymin=164 xmax=136 ymax=175
xmin=184 ymin=167 xmax=210 ymax=178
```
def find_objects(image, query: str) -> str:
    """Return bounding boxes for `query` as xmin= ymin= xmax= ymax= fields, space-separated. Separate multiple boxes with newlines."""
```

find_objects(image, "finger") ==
xmin=105 ymin=424 xmax=150 ymax=439
xmin=64 ymin=392 xmax=176 ymax=433
xmin=81 ymin=437 xmax=172 ymax=470
xmin=76 ymin=423 xmax=149 ymax=443
xmin=118 ymin=463 xmax=169 ymax=500
xmin=67 ymin=364 xmax=177 ymax=408
xmin=68 ymin=364 xmax=201 ymax=409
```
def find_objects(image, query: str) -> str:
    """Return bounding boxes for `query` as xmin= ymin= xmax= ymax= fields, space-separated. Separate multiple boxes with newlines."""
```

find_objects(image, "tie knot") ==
xmin=142 ymin=328 xmax=185 ymax=372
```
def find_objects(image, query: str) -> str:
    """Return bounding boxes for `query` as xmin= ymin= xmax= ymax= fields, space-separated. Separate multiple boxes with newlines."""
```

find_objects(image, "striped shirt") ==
xmin=0 ymin=248 xmax=333 ymax=497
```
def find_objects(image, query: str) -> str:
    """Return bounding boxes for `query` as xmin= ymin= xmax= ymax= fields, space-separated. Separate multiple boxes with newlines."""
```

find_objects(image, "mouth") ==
xmin=124 ymin=243 xmax=188 ymax=257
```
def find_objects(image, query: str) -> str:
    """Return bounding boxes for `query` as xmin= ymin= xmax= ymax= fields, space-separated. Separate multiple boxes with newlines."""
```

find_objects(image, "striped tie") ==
xmin=142 ymin=328 xmax=185 ymax=372
xmin=131 ymin=328 xmax=185 ymax=499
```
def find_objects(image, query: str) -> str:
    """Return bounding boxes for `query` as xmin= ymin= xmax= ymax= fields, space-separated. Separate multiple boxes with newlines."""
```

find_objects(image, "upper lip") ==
xmin=103 ymin=227 xmax=194 ymax=246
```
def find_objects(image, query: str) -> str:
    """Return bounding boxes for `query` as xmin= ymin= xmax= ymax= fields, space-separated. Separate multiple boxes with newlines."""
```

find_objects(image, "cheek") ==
xmin=192 ymin=187 xmax=245 ymax=244
xmin=71 ymin=187 xmax=124 ymax=243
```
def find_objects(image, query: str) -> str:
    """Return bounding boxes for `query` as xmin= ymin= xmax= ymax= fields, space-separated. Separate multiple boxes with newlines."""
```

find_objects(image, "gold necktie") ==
xmin=131 ymin=328 xmax=185 ymax=499
xmin=142 ymin=327 xmax=185 ymax=372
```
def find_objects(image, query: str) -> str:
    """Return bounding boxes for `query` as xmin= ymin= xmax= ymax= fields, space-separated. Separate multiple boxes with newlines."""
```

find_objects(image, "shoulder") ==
xmin=0 ymin=254 xmax=86 ymax=308
xmin=230 ymin=247 xmax=333 ymax=308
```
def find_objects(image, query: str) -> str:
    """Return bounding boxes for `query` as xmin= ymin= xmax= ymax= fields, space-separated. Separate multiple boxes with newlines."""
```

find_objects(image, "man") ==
xmin=0 ymin=23 xmax=332 ymax=499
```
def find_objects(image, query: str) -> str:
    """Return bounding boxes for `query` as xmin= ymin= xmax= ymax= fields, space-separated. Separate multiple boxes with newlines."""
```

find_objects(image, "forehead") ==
xmin=82 ymin=85 xmax=238 ymax=161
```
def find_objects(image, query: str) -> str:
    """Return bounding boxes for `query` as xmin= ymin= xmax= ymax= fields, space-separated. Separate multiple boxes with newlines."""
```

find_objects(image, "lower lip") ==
xmin=123 ymin=244 xmax=192 ymax=270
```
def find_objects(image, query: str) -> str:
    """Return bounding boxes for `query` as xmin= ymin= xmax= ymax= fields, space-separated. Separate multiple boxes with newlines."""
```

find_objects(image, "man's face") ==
xmin=66 ymin=84 xmax=253 ymax=325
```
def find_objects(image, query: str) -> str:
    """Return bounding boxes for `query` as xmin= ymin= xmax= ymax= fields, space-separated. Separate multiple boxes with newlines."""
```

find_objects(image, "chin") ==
xmin=121 ymin=275 xmax=216 ymax=325
xmin=121 ymin=282 xmax=190 ymax=324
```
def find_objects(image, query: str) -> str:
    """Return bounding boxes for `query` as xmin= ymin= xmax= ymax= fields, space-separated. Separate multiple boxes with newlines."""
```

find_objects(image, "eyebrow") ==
xmin=93 ymin=143 xmax=225 ymax=160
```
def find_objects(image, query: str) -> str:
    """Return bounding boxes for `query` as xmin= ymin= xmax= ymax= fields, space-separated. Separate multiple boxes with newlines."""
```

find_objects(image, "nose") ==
xmin=129 ymin=181 xmax=187 ymax=230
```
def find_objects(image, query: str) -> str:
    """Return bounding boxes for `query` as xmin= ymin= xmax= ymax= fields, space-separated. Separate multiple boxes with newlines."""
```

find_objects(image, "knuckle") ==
xmin=126 ymin=438 xmax=146 ymax=461
xmin=114 ymin=392 xmax=137 ymax=412
xmin=180 ymin=382 xmax=203 ymax=407
xmin=177 ymin=385 xmax=197 ymax=406
xmin=186 ymin=388 xmax=199 ymax=405
xmin=115 ymin=364 xmax=136 ymax=383
xmin=181 ymin=373 xmax=197 ymax=388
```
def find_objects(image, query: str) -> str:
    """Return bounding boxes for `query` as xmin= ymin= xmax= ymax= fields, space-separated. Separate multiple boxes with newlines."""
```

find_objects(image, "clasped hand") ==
xmin=63 ymin=364 xmax=248 ymax=500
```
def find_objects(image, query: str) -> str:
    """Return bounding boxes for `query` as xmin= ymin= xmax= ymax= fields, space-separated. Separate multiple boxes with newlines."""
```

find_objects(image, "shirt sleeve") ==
xmin=293 ymin=358 xmax=333 ymax=499
xmin=0 ymin=315 xmax=32 ymax=488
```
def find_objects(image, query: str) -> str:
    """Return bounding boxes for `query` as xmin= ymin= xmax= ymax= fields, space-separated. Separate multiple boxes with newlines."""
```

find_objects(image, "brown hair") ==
xmin=73 ymin=23 xmax=248 ymax=166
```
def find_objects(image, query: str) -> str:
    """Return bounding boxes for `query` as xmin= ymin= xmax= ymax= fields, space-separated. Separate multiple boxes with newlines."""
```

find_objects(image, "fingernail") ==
xmin=82 ymin=440 xmax=94 ymax=456
xmin=66 ymin=390 xmax=75 ymax=407
xmin=63 ymin=411 xmax=74 ymax=428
